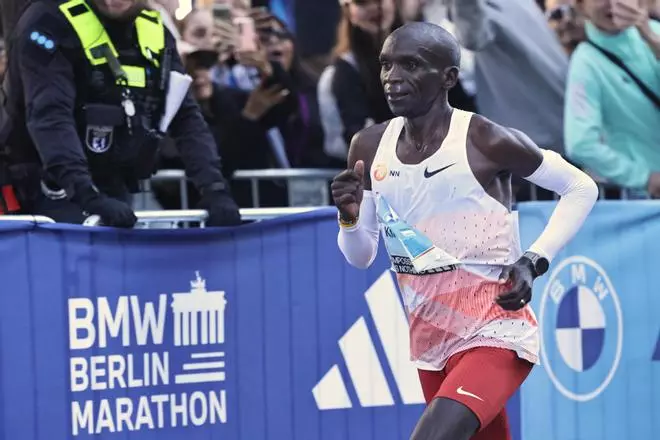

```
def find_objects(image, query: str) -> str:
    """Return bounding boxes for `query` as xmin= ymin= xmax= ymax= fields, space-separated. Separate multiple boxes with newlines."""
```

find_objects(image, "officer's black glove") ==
xmin=82 ymin=194 xmax=138 ymax=228
xmin=197 ymin=190 xmax=242 ymax=227
xmin=495 ymin=257 xmax=535 ymax=311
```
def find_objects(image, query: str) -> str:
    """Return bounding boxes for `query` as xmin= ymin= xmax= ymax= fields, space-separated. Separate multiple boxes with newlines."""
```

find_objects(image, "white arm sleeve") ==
xmin=524 ymin=150 xmax=599 ymax=262
xmin=337 ymin=191 xmax=380 ymax=269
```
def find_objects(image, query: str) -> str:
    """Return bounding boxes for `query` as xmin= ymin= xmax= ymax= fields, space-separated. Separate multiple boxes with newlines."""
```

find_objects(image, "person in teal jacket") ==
xmin=565 ymin=0 xmax=660 ymax=198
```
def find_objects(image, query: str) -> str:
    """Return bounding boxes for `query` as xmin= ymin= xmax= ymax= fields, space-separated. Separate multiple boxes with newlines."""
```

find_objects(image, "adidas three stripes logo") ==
xmin=312 ymin=271 xmax=426 ymax=410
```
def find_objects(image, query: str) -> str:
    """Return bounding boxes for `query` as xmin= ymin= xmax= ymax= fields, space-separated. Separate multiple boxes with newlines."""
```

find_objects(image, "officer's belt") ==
xmin=58 ymin=0 xmax=165 ymax=88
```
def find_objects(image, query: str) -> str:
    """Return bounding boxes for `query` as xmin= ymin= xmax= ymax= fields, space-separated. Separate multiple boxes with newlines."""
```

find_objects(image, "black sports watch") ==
xmin=522 ymin=251 xmax=550 ymax=278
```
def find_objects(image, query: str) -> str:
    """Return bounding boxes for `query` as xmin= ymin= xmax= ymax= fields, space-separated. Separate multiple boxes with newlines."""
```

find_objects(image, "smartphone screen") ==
xmin=234 ymin=16 xmax=257 ymax=52
xmin=213 ymin=4 xmax=232 ymax=21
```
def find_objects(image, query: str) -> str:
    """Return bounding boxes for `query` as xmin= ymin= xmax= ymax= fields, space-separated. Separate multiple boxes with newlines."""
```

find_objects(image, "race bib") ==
xmin=376 ymin=194 xmax=460 ymax=275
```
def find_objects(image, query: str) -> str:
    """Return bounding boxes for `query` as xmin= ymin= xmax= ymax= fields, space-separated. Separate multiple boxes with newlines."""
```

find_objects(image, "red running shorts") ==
xmin=417 ymin=347 xmax=533 ymax=440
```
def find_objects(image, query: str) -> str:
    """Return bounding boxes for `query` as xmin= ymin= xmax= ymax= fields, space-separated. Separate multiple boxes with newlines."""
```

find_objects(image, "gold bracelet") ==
xmin=338 ymin=213 xmax=358 ymax=228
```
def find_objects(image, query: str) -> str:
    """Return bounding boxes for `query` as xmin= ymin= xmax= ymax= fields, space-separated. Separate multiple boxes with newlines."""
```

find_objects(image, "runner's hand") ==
xmin=496 ymin=258 xmax=535 ymax=311
xmin=331 ymin=160 xmax=365 ymax=223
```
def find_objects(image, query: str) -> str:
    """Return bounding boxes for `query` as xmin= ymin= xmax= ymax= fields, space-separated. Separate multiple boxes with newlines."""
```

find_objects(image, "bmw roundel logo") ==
xmin=539 ymin=256 xmax=623 ymax=402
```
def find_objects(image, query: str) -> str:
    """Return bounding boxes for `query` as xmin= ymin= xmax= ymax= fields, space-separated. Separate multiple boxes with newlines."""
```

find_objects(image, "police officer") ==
xmin=0 ymin=0 xmax=242 ymax=227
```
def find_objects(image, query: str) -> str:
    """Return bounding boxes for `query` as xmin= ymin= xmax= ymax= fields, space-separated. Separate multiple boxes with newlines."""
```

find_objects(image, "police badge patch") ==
xmin=86 ymin=125 xmax=114 ymax=153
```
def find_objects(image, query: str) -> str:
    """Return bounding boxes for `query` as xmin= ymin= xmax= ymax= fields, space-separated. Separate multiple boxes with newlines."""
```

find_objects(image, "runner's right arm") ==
xmin=332 ymin=127 xmax=383 ymax=269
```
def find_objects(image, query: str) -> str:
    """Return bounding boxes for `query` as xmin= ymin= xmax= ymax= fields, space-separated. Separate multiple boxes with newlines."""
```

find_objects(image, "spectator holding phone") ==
xmin=564 ymin=0 xmax=660 ymax=198
xmin=256 ymin=14 xmax=334 ymax=168
xmin=178 ymin=8 xmax=235 ymax=61
xmin=317 ymin=0 xmax=403 ymax=161
xmin=0 ymin=39 xmax=6 ymax=83
xmin=446 ymin=0 xmax=568 ymax=159
xmin=155 ymin=41 xmax=295 ymax=208
xmin=210 ymin=5 xmax=285 ymax=92
xmin=546 ymin=0 xmax=587 ymax=55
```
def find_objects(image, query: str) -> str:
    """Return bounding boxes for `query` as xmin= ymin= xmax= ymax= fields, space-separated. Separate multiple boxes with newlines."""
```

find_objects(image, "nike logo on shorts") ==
xmin=424 ymin=163 xmax=456 ymax=178
xmin=456 ymin=386 xmax=484 ymax=402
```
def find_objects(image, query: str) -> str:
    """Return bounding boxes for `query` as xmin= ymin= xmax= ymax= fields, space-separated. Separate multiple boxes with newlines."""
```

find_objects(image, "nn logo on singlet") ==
xmin=373 ymin=163 xmax=400 ymax=181
xmin=311 ymin=271 xmax=425 ymax=410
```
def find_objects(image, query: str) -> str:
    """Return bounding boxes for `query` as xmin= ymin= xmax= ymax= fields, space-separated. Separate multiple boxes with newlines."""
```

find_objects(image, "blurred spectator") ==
xmin=155 ymin=44 xmax=296 ymax=208
xmin=260 ymin=15 xmax=335 ymax=168
xmin=190 ymin=6 xmax=307 ymax=181
xmin=546 ymin=0 xmax=587 ymax=55
xmin=317 ymin=0 xmax=402 ymax=161
xmin=411 ymin=0 xmax=479 ymax=112
xmin=564 ymin=0 xmax=660 ymax=199
xmin=154 ymin=7 xmax=302 ymax=208
xmin=0 ymin=39 xmax=6 ymax=83
xmin=651 ymin=0 xmax=660 ymax=20
xmin=149 ymin=0 xmax=182 ymax=39
xmin=209 ymin=7 xmax=268 ymax=91
xmin=178 ymin=7 xmax=232 ymax=54
xmin=397 ymin=0 xmax=427 ymax=21
xmin=446 ymin=0 xmax=568 ymax=155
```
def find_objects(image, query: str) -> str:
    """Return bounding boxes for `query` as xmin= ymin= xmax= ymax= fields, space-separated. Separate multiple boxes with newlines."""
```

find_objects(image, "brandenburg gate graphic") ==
xmin=172 ymin=272 xmax=227 ymax=346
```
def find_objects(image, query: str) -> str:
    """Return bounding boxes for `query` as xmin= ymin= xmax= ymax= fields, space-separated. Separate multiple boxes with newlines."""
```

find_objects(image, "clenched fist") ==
xmin=331 ymin=160 xmax=365 ymax=222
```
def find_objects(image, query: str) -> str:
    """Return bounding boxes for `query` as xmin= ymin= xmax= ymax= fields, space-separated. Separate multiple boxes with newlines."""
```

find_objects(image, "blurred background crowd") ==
xmin=2 ymin=0 xmax=659 ymax=209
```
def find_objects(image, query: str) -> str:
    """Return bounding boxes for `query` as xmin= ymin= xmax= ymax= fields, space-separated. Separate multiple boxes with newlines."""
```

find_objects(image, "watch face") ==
xmin=537 ymin=258 xmax=550 ymax=275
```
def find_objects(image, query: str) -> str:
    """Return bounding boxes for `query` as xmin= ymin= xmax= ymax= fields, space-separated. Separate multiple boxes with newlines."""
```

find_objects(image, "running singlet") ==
xmin=370 ymin=109 xmax=539 ymax=371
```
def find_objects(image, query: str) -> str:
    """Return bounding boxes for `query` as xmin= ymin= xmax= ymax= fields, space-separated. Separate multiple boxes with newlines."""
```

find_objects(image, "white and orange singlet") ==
xmin=370 ymin=109 xmax=540 ymax=371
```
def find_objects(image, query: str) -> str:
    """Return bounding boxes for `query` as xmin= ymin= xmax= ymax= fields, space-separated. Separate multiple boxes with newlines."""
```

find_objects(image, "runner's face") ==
xmin=348 ymin=0 xmax=396 ymax=36
xmin=379 ymin=34 xmax=456 ymax=117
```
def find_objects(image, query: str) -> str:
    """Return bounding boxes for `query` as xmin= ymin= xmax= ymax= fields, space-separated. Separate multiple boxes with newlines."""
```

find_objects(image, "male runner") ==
xmin=331 ymin=22 xmax=598 ymax=440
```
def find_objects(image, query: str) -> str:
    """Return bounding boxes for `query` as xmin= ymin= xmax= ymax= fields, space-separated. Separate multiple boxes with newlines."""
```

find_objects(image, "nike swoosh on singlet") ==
xmin=424 ymin=163 xmax=456 ymax=178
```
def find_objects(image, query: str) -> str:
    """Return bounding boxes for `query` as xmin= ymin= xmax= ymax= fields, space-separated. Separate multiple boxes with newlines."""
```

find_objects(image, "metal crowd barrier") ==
xmin=147 ymin=168 xmax=644 ymax=210
xmin=4 ymin=169 xmax=641 ymax=224
xmin=145 ymin=169 xmax=342 ymax=209
xmin=83 ymin=207 xmax=325 ymax=228
xmin=590 ymin=175 xmax=641 ymax=200
xmin=0 ymin=207 xmax=325 ymax=229
xmin=232 ymin=168 xmax=341 ymax=207
xmin=147 ymin=169 xmax=191 ymax=209
xmin=0 ymin=215 xmax=56 ymax=224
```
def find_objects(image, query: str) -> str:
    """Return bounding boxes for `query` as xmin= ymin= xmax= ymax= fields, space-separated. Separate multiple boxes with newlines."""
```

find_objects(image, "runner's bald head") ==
xmin=383 ymin=22 xmax=461 ymax=69
xmin=379 ymin=22 xmax=461 ymax=117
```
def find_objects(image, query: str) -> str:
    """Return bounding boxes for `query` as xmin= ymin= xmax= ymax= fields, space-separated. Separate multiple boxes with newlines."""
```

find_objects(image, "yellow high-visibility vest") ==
xmin=58 ymin=0 xmax=165 ymax=88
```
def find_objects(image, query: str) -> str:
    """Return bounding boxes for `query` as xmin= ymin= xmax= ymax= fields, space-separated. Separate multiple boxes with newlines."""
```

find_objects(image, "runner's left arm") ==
xmin=485 ymin=123 xmax=599 ymax=262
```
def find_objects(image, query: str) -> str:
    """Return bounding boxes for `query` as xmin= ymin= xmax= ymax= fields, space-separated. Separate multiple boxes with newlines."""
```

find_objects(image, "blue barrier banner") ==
xmin=0 ymin=208 xmax=527 ymax=440
xmin=0 ymin=210 xmax=429 ymax=440
xmin=519 ymin=201 xmax=660 ymax=440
